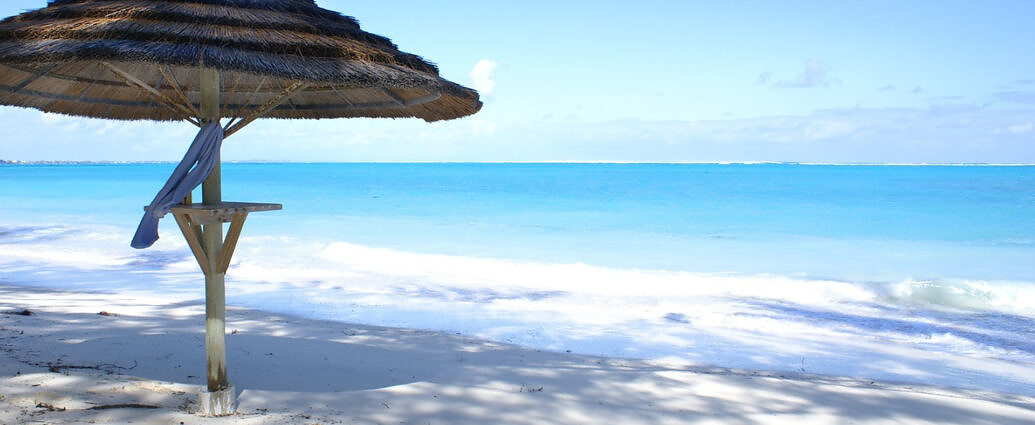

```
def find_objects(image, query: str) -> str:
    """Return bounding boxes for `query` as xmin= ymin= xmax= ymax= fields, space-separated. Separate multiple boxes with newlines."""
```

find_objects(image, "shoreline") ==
xmin=2 ymin=218 xmax=1034 ymax=398
xmin=2 ymin=283 xmax=1034 ymax=424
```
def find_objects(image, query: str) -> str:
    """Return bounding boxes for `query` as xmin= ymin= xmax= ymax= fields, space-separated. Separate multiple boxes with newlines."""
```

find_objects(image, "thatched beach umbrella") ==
xmin=0 ymin=0 xmax=481 ymax=415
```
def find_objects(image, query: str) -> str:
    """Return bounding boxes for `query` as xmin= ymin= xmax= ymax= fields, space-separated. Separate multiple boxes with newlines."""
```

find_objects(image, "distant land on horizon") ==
xmin=2 ymin=160 xmax=1034 ymax=167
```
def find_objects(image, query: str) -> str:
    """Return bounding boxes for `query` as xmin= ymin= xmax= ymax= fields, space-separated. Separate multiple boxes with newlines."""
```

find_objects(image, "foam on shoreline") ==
xmin=2 ymin=221 xmax=1034 ymax=396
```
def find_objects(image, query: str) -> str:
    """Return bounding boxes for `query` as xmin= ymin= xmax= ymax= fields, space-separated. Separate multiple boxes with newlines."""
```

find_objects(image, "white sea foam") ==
xmin=4 ymin=221 xmax=1033 ymax=318
xmin=248 ymin=241 xmax=1028 ymax=316
xmin=2 ymin=221 xmax=1035 ymax=395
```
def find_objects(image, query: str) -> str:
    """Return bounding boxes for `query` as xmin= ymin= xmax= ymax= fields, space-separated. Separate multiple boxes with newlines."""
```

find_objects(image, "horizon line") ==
xmin=2 ymin=159 xmax=1034 ymax=167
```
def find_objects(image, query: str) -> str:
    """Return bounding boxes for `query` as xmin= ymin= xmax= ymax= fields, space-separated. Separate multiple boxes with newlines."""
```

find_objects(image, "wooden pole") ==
xmin=199 ymin=67 xmax=229 ymax=394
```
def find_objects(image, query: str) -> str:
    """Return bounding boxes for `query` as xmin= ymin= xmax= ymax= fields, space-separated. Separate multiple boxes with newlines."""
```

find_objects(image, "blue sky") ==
xmin=1 ymin=0 xmax=1034 ymax=162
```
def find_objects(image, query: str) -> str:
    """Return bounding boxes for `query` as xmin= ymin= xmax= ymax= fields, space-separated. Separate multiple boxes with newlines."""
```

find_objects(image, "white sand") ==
xmin=2 ymin=284 xmax=1034 ymax=424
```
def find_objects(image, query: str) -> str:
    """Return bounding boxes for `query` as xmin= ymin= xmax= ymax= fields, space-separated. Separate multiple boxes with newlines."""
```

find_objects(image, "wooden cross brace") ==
xmin=170 ymin=202 xmax=282 ymax=276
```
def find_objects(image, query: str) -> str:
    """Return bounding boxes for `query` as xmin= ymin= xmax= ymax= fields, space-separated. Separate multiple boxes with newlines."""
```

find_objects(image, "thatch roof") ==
xmin=0 ymin=0 xmax=481 ymax=124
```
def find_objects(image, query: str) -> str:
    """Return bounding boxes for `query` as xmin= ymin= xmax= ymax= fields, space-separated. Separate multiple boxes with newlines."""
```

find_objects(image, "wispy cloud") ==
xmin=876 ymin=85 xmax=897 ymax=92
xmin=992 ymin=91 xmax=1035 ymax=105
xmin=6 ymin=98 xmax=1033 ymax=163
xmin=468 ymin=59 xmax=498 ymax=96
xmin=756 ymin=71 xmax=772 ymax=85
xmin=773 ymin=60 xmax=839 ymax=88
xmin=1009 ymin=122 xmax=1032 ymax=135
xmin=480 ymin=105 xmax=1035 ymax=163
xmin=0 ymin=109 xmax=196 ymax=161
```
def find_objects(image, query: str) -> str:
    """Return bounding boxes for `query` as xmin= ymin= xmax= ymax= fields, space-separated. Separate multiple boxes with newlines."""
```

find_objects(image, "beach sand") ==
xmin=2 ymin=284 xmax=1033 ymax=424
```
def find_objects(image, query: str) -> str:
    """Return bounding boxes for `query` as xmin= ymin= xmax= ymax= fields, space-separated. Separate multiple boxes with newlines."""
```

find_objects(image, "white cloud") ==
xmin=774 ymin=60 xmax=839 ymax=89
xmin=6 ymin=100 xmax=1033 ymax=163
xmin=1009 ymin=122 xmax=1032 ymax=134
xmin=468 ymin=59 xmax=498 ymax=96
xmin=473 ymin=105 xmax=1035 ymax=163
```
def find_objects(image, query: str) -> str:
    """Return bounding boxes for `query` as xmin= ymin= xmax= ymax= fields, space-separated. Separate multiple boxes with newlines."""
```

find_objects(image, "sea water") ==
xmin=1 ymin=163 xmax=1034 ymax=394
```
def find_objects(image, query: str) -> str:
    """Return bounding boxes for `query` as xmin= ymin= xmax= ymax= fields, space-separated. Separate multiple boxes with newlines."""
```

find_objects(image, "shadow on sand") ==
xmin=3 ymin=284 xmax=1035 ymax=424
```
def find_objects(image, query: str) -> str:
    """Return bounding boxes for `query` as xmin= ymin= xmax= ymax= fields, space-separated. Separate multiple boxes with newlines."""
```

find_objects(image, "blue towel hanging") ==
xmin=131 ymin=122 xmax=224 ymax=249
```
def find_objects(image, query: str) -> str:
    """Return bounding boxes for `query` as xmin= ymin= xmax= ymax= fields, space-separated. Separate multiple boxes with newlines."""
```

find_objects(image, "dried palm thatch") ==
xmin=0 ymin=0 xmax=481 ymax=127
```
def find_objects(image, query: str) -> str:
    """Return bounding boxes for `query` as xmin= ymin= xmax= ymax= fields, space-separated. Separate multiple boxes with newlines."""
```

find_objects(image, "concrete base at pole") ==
xmin=197 ymin=385 xmax=237 ymax=416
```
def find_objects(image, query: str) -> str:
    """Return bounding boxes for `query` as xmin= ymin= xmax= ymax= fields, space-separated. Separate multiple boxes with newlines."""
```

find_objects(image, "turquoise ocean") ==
xmin=2 ymin=163 xmax=1034 ymax=394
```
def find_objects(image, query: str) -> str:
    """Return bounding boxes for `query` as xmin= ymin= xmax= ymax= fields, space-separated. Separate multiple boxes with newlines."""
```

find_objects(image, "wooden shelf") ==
xmin=169 ymin=202 xmax=281 ymax=224
xmin=166 ymin=202 xmax=281 ymax=277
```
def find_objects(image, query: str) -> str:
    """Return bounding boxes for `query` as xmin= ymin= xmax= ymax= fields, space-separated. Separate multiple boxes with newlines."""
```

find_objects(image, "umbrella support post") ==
xmin=201 ymin=161 xmax=228 ymax=392
xmin=201 ymin=217 xmax=234 ymax=416
xmin=196 ymin=67 xmax=236 ymax=417
xmin=170 ymin=201 xmax=281 ymax=416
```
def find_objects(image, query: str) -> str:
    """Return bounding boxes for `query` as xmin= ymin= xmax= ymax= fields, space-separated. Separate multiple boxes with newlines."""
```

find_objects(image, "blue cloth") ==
xmin=131 ymin=122 xmax=224 ymax=249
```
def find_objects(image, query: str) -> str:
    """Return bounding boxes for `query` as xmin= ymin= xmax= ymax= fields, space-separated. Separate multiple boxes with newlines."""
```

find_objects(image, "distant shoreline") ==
xmin=3 ymin=160 xmax=1034 ymax=166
